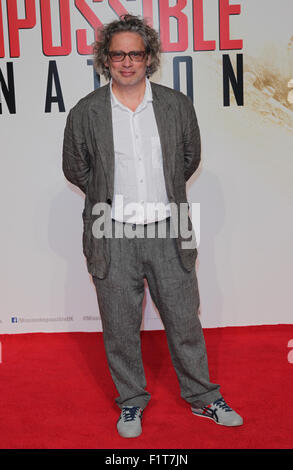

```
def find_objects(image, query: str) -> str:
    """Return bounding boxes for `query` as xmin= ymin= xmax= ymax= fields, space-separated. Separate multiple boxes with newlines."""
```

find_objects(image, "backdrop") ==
xmin=1 ymin=0 xmax=292 ymax=334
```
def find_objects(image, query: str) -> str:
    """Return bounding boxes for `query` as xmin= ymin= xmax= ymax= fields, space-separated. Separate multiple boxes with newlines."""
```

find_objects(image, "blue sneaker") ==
xmin=191 ymin=397 xmax=243 ymax=427
xmin=117 ymin=406 xmax=143 ymax=438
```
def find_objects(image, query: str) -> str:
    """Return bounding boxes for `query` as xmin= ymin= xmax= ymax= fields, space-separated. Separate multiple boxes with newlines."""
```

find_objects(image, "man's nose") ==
xmin=122 ymin=54 xmax=132 ymax=66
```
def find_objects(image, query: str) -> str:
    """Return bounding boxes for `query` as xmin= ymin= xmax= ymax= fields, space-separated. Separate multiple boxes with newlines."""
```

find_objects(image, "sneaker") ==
xmin=191 ymin=397 xmax=243 ymax=427
xmin=117 ymin=406 xmax=143 ymax=438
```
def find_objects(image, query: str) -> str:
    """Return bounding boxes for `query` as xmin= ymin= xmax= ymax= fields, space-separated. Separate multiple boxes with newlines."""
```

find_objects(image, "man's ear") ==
xmin=146 ymin=54 xmax=151 ymax=67
xmin=104 ymin=54 xmax=110 ymax=68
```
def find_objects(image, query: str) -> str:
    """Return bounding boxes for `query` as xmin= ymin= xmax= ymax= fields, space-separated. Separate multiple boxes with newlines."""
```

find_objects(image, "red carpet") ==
xmin=0 ymin=324 xmax=293 ymax=449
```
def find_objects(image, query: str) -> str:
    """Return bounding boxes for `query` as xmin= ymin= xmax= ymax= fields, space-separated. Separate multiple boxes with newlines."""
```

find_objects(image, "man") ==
xmin=62 ymin=14 xmax=243 ymax=438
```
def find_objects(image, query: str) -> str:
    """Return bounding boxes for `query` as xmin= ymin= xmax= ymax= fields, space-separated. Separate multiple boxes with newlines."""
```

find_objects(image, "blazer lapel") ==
xmin=151 ymin=82 xmax=176 ymax=201
xmin=89 ymin=84 xmax=115 ymax=196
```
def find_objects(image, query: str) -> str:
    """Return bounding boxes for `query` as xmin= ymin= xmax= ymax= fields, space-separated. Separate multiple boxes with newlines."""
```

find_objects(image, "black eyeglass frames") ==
xmin=107 ymin=50 xmax=147 ymax=62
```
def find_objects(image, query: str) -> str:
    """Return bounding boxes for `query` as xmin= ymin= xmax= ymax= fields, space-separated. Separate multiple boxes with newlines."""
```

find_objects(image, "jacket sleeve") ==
xmin=183 ymin=98 xmax=201 ymax=182
xmin=62 ymin=108 xmax=90 ymax=193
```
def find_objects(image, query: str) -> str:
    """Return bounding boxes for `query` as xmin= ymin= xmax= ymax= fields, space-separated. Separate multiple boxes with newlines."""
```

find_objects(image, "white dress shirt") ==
xmin=110 ymin=78 xmax=170 ymax=224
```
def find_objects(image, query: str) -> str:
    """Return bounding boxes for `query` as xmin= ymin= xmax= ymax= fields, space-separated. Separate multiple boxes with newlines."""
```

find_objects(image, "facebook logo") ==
xmin=11 ymin=317 xmax=18 ymax=323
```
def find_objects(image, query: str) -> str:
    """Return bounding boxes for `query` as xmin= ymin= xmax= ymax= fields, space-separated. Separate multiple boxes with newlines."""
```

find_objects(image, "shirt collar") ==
xmin=110 ymin=78 xmax=153 ymax=110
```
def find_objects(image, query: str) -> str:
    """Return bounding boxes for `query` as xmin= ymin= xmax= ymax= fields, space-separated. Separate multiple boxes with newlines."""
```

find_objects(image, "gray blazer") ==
xmin=62 ymin=81 xmax=201 ymax=279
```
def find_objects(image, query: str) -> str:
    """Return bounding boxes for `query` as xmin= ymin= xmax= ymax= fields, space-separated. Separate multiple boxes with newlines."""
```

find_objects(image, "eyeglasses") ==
xmin=108 ymin=50 xmax=147 ymax=62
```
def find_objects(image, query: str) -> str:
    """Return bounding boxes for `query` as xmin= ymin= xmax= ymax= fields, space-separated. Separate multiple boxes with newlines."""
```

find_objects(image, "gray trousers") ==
xmin=93 ymin=218 xmax=221 ymax=410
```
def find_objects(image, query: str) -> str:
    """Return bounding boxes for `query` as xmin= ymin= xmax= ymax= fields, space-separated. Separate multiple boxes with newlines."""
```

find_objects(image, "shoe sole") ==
xmin=117 ymin=429 xmax=142 ymax=438
xmin=191 ymin=410 xmax=243 ymax=427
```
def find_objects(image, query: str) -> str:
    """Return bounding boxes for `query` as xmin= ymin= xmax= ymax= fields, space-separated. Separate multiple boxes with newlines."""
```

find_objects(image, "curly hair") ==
xmin=93 ymin=14 xmax=161 ymax=81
